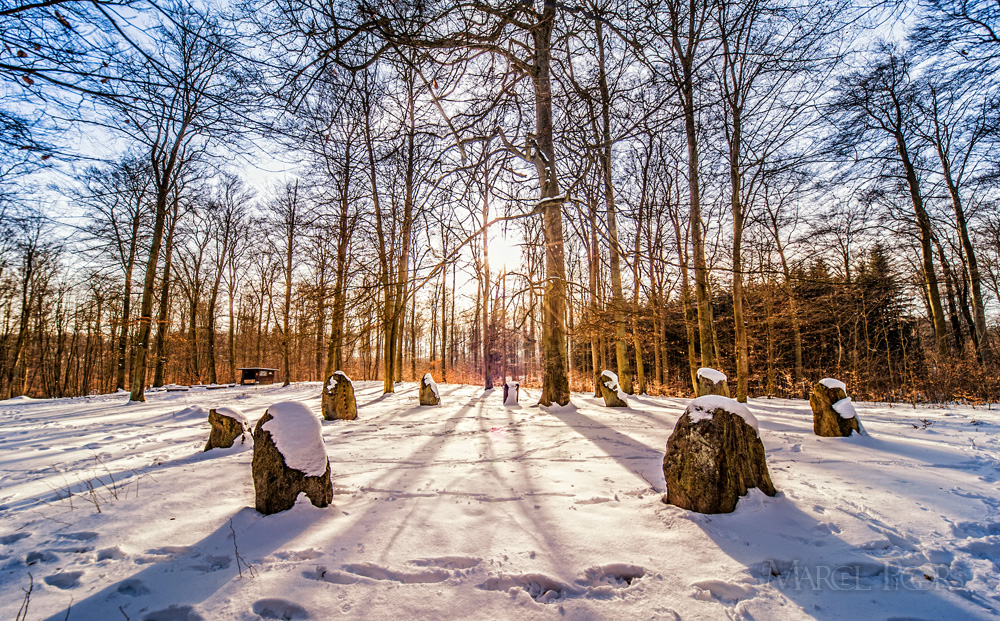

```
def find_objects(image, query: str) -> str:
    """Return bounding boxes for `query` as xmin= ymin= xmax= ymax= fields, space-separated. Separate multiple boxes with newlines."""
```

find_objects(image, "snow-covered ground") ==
xmin=1 ymin=381 xmax=998 ymax=620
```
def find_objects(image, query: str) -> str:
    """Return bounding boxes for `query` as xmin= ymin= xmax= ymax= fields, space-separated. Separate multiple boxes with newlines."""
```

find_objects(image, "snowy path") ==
xmin=1 ymin=382 xmax=998 ymax=619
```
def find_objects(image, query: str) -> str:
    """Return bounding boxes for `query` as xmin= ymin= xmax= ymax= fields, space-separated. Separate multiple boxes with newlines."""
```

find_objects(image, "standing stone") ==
xmin=599 ymin=370 xmax=628 ymax=407
xmin=252 ymin=402 xmax=333 ymax=515
xmin=321 ymin=371 xmax=357 ymax=421
xmin=420 ymin=373 xmax=440 ymax=406
xmin=204 ymin=407 xmax=250 ymax=451
xmin=696 ymin=367 xmax=730 ymax=397
xmin=503 ymin=380 xmax=519 ymax=405
xmin=663 ymin=395 xmax=777 ymax=514
xmin=810 ymin=378 xmax=863 ymax=437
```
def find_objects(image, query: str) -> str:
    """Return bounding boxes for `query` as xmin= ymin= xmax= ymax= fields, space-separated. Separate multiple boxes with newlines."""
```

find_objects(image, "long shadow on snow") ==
xmin=689 ymin=490 xmax=998 ymax=619
xmin=309 ymin=389 xmax=564 ymax=566
xmin=0 ymin=438 xmax=254 ymax=515
xmin=545 ymin=405 xmax=666 ymax=491
xmin=358 ymin=389 xmax=568 ymax=567
xmin=43 ymin=503 xmax=321 ymax=621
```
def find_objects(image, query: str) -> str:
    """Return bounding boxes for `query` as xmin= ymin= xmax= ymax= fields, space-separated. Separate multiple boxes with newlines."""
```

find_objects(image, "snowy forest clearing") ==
xmin=1 ymin=383 xmax=998 ymax=620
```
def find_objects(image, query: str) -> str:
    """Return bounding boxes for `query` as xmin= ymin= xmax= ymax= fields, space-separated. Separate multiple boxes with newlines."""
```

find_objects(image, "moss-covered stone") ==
xmin=663 ymin=401 xmax=776 ymax=514
xmin=321 ymin=372 xmax=357 ymax=421
xmin=203 ymin=408 xmax=248 ymax=451
xmin=251 ymin=410 xmax=333 ymax=515
xmin=419 ymin=374 xmax=440 ymax=406
xmin=696 ymin=368 xmax=730 ymax=398
xmin=599 ymin=370 xmax=628 ymax=407
xmin=810 ymin=380 xmax=861 ymax=437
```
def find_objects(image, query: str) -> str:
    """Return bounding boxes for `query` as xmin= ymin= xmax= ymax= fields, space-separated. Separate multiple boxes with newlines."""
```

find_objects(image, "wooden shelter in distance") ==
xmin=237 ymin=367 xmax=279 ymax=385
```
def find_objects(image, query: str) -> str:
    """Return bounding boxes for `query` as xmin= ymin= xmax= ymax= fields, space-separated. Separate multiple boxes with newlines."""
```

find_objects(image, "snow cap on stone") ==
xmin=328 ymin=371 xmax=353 ymax=391
xmin=261 ymin=401 xmax=328 ymax=477
xmin=602 ymin=370 xmax=629 ymax=402
xmin=819 ymin=378 xmax=847 ymax=391
xmin=685 ymin=395 xmax=759 ymax=434
xmin=831 ymin=397 xmax=857 ymax=419
xmin=423 ymin=373 xmax=440 ymax=399
xmin=213 ymin=406 xmax=249 ymax=427
xmin=696 ymin=367 xmax=728 ymax=384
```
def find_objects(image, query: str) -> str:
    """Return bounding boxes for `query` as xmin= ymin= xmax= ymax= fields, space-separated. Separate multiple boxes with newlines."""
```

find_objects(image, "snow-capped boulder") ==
xmin=203 ymin=406 xmax=250 ymax=451
xmin=252 ymin=401 xmax=333 ymax=515
xmin=503 ymin=380 xmax=519 ymax=405
xmin=599 ymin=370 xmax=628 ymax=407
xmin=810 ymin=378 xmax=863 ymax=437
xmin=420 ymin=373 xmax=441 ymax=406
xmin=321 ymin=371 xmax=357 ymax=421
xmin=696 ymin=367 xmax=730 ymax=398
xmin=663 ymin=395 xmax=776 ymax=514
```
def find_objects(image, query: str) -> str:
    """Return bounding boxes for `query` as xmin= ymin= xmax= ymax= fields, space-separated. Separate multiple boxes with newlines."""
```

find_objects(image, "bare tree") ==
xmin=831 ymin=46 xmax=950 ymax=361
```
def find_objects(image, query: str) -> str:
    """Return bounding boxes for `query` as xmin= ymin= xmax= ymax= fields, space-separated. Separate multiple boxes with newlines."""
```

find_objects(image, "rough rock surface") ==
xmin=419 ymin=374 xmax=440 ymax=406
xmin=251 ymin=409 xmax=333 ymax=515
xmin=503 ymin=381 xmax=519 ymax=405
xmin=203 ymin=407 xmax=249 ymax=451
xmin=322 ymin=372 xmax=357 ymax=421
xmin=663 ymin=397 xmax=776 ymax=514
xmin=810 ymin=380 xmax=862 ymax=437
xmin=696 ymin=367 xmax=730 ymax=398
xmin=599 ymin=370 xmax=628 ymax=407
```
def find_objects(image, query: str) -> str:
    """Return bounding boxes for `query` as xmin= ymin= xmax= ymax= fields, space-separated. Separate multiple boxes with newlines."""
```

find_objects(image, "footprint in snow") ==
xmin=59 ymin=531 xmax=98 ymax=541
xmin=574 ymin=496 xmax=615 ymax=505
xmin=951 ymin=521 xmax=1000 ymax=538
xmin=44 ymin=570 xmax=83 ymax=589
xmin=270 ymin=548 xmax=323 ymax=562
xmin=304 ymin=566 xmax=360 ymax=584
xmin=409 ymin=556 xmax=482 ymax=570
xmin=690 ymin=579 xmax=755 ymax=604
xmin=252 ymin=598 xmax=309 ymax=620
xmin=576 ymin=564 xmax=646 ymax=588
xmin=146 ymin=545 xmax=193 ymax=556
xmin=26 ymin=550 xmax=59 ymax=564
xmin=116 ymin=578 xmax=150 ymax=596
xmin=190 ymin=554 xmax=231 ymax=573
xmin=479 ymin=573 xmax=576 ymax=604
xmin=97 ymin=546 xmax=127 ymax=561
xmin=142 ymin=605 xmax=205 ymax=621
xmin=1 ymin=532 xmax=30 ymax=545
xmin=341 ymin=562 xmax=450 ymax=583
xmin=480 ymin=565 xmax=647 ymax=604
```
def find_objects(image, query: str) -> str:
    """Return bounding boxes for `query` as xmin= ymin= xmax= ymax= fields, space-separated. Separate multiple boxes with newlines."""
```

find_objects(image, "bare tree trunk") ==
xmin=681 ymin=66 xmax=715 ymax=369
xmin=281 ymin=184 xmax=298 ymax=387
xmin=533 ymin=5 xmax=570 ymax=406
xmin=115 ymin=204 xmax=143 ymax=391
xmin=227 ymin=269 xmax=236 ymax=382
xmin=132 ymin=181 xmax=174 ymax=400
xmin=440 ymin=224 xmax=448 ymax=382
xmin=587 ymin=190 xmax=602 ymax=395
xmin=932 ymin=124 xmax=989 ymax=358
xmin=632 ymin=202 xmax=646 ymax=395
xmin=765 ymin=279 xmax=777 ymax=396
xmin=671 ymin=210 xmax=698 ymax=393
xmin=895 ymin=131 xmax=949 ymax=361
xmin=933 ymin=236 xmax=964 ymax=351
xmin=5 ymin=253 xmax=34 ymax=399
xmin=482 ymin=184 xmax=493 ymax=389
xmin=594 ymin=19 xmax=632 ymax=394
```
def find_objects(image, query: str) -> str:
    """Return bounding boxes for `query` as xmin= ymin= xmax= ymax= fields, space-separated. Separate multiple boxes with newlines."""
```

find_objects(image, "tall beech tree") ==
xmin=832 ymin=48 xmax=950 ymax=361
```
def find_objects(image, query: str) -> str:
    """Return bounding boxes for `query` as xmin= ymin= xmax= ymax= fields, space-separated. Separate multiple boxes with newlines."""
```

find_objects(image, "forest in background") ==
xmin=1 ymin=0 xmax=999 ymax=404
